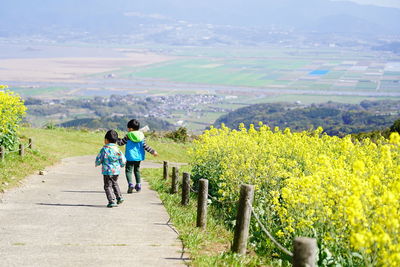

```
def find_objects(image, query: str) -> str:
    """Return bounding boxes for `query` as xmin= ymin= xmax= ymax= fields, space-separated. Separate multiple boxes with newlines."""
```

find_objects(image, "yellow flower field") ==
xmin=190 ymin=123 xmax=400 ymax=266
xmin=0 ymin=85 xmax=27 ymax=149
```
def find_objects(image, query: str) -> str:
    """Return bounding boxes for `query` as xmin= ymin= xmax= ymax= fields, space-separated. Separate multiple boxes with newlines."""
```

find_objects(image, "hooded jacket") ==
xmin=95 ymin=143 xmax=126 ymax=175
xmin=117 ymin=131 xmax=156 ymax=161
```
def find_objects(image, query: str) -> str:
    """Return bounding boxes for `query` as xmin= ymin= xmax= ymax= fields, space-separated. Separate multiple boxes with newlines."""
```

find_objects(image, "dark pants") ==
xmin=125 ymin=161 xmax=141 ymax=186
xmin=103 ymin=175 xmax=122 ymax=203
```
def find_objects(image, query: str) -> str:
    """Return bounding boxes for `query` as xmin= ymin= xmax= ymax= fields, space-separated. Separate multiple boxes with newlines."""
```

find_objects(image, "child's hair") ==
xmin=105 ymin=129 xmax=118 ymax=143
xmin=127 ymin=119 xmax=140 ymax=130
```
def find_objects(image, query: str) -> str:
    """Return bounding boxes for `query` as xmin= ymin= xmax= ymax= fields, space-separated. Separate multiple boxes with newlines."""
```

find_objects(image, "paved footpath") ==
xmin=0 ymin=155 xmax=187 ymax=267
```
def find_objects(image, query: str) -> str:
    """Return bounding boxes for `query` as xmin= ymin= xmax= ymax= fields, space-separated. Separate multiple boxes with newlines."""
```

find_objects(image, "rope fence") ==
xmin=0 ymin=138 xmax=34 ymax=161
xmin=162 ymin=161 xmax=318 ymax=266
xmin=186 ymin=173 xmax=291 ymax=255
xmin=248 ymin=200 xmax=293 ymax=257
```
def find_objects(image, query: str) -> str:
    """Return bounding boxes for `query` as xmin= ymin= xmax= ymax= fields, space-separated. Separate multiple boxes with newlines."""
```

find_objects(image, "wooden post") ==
xmin=232 ymin=184 xmax=254 ymax=254
xmin=293 ymin=237 xmax=318 ymax=267
xmin=170 ymin=166 xmax=179 ymax=194
xmin=19 ymin=144 xmax=24 ymax=156
xmin=163 ymin=161 xmax=168 ymax=180
xmin=196 ymin=179 xmax=208 ymax=230
xmin=28 ymin=138 xmax=33 ymax=149
xmin=0 ymin=146 xmax=4 ymax=161
xmin=181 ymin=172 xmax=190 ymax=206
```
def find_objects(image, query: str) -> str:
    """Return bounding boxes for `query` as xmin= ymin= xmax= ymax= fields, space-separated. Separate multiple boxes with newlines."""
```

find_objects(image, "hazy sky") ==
xmin=340 ymin=0 xmax=400 ymax=8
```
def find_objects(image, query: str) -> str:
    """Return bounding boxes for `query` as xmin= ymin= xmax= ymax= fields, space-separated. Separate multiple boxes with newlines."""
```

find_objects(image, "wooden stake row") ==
xmin=162 ymin=161 xmax=318 ymax=266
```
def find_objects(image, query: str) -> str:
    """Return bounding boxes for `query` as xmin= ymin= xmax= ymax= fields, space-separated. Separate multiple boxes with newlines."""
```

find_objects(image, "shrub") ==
xmin=0 ymin=86 xmax=27 ymax=150
xmin=165 ymin=127 xmax=189 ymax=143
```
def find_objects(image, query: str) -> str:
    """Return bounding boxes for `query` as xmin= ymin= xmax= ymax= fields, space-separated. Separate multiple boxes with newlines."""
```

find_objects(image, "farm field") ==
xmin=1 ymin=44 xmax=400 ymax=131
xmin=123 ymin=54 xmax=400 ymax=95
xmin=2 ymin=44 xmax=399 ymax=97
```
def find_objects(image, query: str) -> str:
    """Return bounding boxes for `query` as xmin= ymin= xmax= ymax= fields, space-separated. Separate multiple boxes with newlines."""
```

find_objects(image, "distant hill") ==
xmin=60 ymin=116 xmax=174 ymax=131
xmin=1 ymin=0 xmax=400 ymax=37
xmin=214 ymin=100 xmax=400 ymax=136
xmin=373 ymin=42 xmax=400 ymax=54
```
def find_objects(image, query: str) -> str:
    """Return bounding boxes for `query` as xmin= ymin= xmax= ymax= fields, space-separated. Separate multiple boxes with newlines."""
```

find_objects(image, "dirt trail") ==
xmin=0 ymin=155 xmax=187 ymax=267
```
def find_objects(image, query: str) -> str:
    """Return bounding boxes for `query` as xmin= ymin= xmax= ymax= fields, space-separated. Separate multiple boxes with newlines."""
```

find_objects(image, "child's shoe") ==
xmin=107 ymin=202 xmax=118 ymax=208
xmin=135 ymin=183 xmax=142 ymax=192
xmin=117 ymin=197 xmax=124 ymax=204
xmin=127 ymin=184 xmax=134 ymax=194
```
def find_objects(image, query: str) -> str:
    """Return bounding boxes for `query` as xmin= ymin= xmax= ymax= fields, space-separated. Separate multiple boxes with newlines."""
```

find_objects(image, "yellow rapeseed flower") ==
xmin=190 ymin=124 xmax=400 ymax=266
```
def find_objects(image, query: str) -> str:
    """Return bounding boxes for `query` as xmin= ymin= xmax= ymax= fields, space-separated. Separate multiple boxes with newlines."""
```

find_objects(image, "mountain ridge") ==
xmin=1 ymin=0 xmax=400 ymax=36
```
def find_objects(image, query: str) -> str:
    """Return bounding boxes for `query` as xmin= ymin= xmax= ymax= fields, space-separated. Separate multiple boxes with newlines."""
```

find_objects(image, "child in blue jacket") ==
xmin=117 ymin=119 xmax=158 ymax=193
xmin=95 ymin=129 xmax=126 ymax=207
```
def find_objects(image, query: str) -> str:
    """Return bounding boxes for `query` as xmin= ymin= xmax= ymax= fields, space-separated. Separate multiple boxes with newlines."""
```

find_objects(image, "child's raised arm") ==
xmin=143 ymin=140 xmax=157 ymax=156
xmin=117 ymin=135 xmax=129 ymax=146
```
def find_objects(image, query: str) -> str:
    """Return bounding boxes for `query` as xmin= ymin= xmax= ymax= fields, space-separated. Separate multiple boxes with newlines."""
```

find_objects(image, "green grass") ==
xmin=0 ymin=150 xmax=47 ymax=192
xmin=144 ymin=167 xmax=270 ymax=266
xmin=21 ymin=127 xmax=104 ymax=158
xmin=144 ymin=137 xmax=192 ymax=163
xmin=0 ymin=127 xmax=191 ymax=192
xmin=0 ymin=128 xmax=104 ymax=192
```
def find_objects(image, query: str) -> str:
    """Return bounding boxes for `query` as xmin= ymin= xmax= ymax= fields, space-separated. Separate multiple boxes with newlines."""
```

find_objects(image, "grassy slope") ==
xmin=0 ymin=127 xmax=103 ymax=192
xmin=0 ymin=127 xmax=188 ymax=192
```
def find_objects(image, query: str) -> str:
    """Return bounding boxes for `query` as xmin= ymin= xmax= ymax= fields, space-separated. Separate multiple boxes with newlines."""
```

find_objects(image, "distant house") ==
xmin=104 ymin=73 xmax=116 ymax=79
xmin=111 ymin=113 xmax=124 ymax=117
xmin=140 ymin=125 xmax=150 ymax=132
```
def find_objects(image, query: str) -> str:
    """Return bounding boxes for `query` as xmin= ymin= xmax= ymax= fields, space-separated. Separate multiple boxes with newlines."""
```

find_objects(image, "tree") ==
xmin=390 ymin=118 xmax=400 ymax=133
